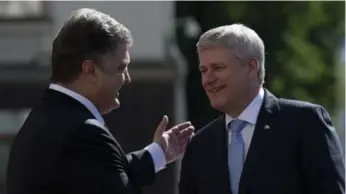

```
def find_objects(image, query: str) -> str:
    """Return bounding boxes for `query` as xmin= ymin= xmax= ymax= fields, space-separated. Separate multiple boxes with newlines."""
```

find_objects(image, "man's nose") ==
xmin=202 ymin=71 xmax=217 ymax=85
xmin=124 ymin=69 xmax=131 ymax=85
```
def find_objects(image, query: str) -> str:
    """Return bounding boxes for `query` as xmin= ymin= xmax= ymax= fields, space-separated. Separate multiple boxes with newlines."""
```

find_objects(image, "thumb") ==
xmin=155 ymin=115 xmax=169 ymax=136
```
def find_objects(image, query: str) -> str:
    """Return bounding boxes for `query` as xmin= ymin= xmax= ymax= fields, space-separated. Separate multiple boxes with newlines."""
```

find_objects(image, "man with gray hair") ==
xmin=179 ymin=23 xmax=344 ymax=194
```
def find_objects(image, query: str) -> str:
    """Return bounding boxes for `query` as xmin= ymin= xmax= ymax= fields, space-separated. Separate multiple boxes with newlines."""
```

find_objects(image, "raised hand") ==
xmin=153 ymin=115 xmax=195 ymax=164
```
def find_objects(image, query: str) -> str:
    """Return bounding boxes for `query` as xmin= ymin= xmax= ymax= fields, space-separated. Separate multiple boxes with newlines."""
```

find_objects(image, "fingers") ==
xmin=155 ymin=115 xmax=169 ymax=136
xmin=172 ymin=121 xmax=192 ymax=131
xmin=180 ymin=128 xmax=194 ymax=148
xmin=171 ymin=125 xmax=193 ymax=142
xmin=172 ymin=126 xmax=194 ymax=153
xmin=168 ymin=132 xmax=180 ymax=155
xmin=166 ymin=126 xmax=194 ymax=155
xmin=168 ymin=122 xmax=192 ymax=138
xmin=179 ymin=126 xmax=194 ymax=139
xmin=160 ymin=115 xmax=169 ymax=129
xmin=163 ymin=120 xmax=195 ymax=163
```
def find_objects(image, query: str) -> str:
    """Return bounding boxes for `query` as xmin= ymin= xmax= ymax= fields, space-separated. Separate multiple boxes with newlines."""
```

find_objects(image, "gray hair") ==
xmin=196 ymin=23 xmax=265 ymax=84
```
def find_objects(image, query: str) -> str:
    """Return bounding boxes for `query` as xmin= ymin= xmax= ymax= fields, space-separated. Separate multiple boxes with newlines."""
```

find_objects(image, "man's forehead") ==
xmin=108 ymin=48 xmax=130 ymax=61
xmin=199 ymin=62 xmax=224 ymax=68
xmin=198 ymin=44 xmax=226 ymax=52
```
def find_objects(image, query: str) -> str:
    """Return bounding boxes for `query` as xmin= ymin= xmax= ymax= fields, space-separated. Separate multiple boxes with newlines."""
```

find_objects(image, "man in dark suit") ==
xmin=179 ymin=23 xmax=345 ymax=194
xmin=7 ymin=8 xmax=194 ymax=194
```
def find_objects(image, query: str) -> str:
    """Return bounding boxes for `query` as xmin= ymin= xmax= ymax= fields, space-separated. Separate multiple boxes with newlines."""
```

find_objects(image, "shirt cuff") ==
xmin=144 ymin=142 xmax=167 ymax=173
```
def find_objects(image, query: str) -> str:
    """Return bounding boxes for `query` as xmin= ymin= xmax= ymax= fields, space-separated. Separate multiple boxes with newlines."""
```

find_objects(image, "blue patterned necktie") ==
xmin=228 ymin=119 xmax=247 ymax=194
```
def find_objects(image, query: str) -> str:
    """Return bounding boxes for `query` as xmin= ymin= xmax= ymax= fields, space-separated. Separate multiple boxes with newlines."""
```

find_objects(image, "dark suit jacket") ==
xmin=7 ymin=89 xmax=156 ymax=194
xmin=179 ymin=89 xmax=345 ymax=194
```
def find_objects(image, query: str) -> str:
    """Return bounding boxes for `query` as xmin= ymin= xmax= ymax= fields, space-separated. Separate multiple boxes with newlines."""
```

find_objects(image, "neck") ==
xmin=55 ymin=82 xmax=83 ymax=95
xmin=227 ymin=85 xmax=261 ymax=118
xmin=54 ymin=81 xmax=99 ymax=110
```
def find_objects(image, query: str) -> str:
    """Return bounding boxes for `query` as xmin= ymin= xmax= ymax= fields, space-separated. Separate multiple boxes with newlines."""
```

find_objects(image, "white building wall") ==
xmin=0 ymin=1 xmax=174 ymax=64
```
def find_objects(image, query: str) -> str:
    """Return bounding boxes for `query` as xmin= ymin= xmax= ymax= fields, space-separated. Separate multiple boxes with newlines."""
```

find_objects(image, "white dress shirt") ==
xmin=225 ymin=87 xmax=264 ymax=157
xmin=49 ymin=83 xmax=166 ymax=172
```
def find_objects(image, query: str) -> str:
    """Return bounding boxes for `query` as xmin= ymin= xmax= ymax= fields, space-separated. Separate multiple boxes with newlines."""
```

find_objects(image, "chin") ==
xmin=102 ymin=105 xmax=119 ymax=115
xmin=110 ymin=99 xmax=120 ymax=110
xmin=101 ymin=100 xmax=120 ymax=115
xmin=210 ymin=100 xmax=227 ymax=112
xmin=112 ymin=104 xmax=120 ymax=111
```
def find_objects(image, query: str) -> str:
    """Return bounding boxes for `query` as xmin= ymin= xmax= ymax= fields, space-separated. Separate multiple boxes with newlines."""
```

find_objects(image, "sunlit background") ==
xmin=0 ymin=1 xmax=344 ymax=194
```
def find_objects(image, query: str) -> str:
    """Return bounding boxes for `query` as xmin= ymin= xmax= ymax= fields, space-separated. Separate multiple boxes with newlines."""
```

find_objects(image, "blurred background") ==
xmin=0 ymin=1 xmax=344 ymax=194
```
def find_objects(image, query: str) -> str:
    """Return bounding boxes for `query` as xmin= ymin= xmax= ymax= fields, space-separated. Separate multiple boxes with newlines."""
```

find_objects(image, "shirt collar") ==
xmin=49 ymin=83 xmax=105 ymax=125
xmin=225 ymin=87 xmax=264 ymax=127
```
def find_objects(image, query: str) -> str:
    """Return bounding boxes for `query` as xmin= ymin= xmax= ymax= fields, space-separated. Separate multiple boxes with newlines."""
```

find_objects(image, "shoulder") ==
xmin=84 ymin=119 xmax=108 ymax=132
xmin=24 ymin=101 xmax=93 ymax=131
xmin=278 ymin=98 xmax=328 ymax=115
xmin=196 ymin=115 xmax=223 ymax=134
xmin=278 ymin=98 xmax=317 ymax=109
xmin=16 ymin=103 xmax=91 ymax=144
xmin=67 ymin=119 xmax=122 ymax=156
xmin=262 ymin=88 xmax=331 ymax=119
xmin=188 ymin=115 xmax=223 ymax=147
xmin=276 ymin=98 xmax=333 ymax=128
xmin=74 ymin=119 xmax=113 ymax=139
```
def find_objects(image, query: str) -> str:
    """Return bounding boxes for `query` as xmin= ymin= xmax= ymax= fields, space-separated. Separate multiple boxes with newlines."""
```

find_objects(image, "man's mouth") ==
xmin=208 ymin=86 xmax=225 ymax=94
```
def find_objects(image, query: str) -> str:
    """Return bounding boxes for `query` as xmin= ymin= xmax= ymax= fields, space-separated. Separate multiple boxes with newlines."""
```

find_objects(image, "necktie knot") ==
xmin=228 ymin=119 xmax=247 ymax=134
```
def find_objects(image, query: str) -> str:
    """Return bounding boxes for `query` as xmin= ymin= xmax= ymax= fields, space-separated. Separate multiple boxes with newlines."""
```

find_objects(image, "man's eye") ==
xmin=215 ymin=66 xmax=225 ymax=70
xmin=118 ymin=66 xmax=126 ymax=72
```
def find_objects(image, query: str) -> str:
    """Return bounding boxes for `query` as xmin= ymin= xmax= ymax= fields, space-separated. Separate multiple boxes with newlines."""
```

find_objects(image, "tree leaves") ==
xmin=176 ymin=1 xmax=344 ymax=128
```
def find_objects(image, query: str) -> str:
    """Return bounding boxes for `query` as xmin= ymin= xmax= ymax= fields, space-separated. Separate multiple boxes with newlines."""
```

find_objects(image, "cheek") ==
xmin=117 ymin=74 xmax=125 ymax=85
xmin=230 ymin=66 xmax=248 ymax=81
xmin=220 ymin=71 xmax=243 ymax=92
xmin=111 ymin=74 xmax=125 ymax=88
xmin=101 ymin=76 xmax=118 ymax=93
xmin=217 ymin=70 xmax=235 ymax=85
xmin=201 ymin=74 xmax=207 ymax=87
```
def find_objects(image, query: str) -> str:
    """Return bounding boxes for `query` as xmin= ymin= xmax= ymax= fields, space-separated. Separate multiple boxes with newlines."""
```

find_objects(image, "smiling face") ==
xmin=79 ymin=44 xmax=131 ymax=115
xmin=51 ymin=8 xmax=135 ymax=115
xmin=198 ymin=46 xmax=254 ymax=114
xmin=95 ymin=44 xmax=131 ymax=114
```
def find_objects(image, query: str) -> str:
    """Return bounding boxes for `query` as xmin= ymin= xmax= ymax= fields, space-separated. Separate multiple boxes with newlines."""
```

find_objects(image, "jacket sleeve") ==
xmin=125 ymin=149 xmax=156 ymax=186
xmin=60 ymin=122 xmax=155 ymax=194
xmin=300 ymin=105 xmax=345 ymax=194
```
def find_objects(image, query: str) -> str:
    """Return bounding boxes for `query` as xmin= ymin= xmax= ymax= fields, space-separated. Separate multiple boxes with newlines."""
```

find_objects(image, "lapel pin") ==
xmin=264 ymin=125 xmax=270 ymax=130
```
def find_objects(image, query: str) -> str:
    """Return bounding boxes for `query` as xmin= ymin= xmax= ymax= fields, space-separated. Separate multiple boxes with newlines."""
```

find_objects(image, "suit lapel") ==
xmin=238 ymin=89 xmax=280 ymax=194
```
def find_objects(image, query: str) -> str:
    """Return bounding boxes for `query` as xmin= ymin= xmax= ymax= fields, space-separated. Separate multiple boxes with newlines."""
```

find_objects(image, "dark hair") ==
xmin=51 ymin=8 xmax=133 ymax=83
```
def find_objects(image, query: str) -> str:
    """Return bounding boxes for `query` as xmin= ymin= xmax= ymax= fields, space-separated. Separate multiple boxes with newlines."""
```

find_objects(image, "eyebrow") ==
xmin=211 ymin=62 xmax=226 ymax=66
xmin=199 ymin=62 xmax=225 ymax=68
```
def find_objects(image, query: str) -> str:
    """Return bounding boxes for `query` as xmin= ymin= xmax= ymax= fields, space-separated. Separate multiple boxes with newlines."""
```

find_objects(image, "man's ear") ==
xmin=248 ymin=58 xmax=259 ymax=78
xmin=81 ymin=60 xmax=97 ymax=83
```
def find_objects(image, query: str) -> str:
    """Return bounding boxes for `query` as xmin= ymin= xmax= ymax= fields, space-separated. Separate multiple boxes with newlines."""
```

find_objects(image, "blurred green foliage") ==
xmin=176 ymin=1 xmax=345 ymax=129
